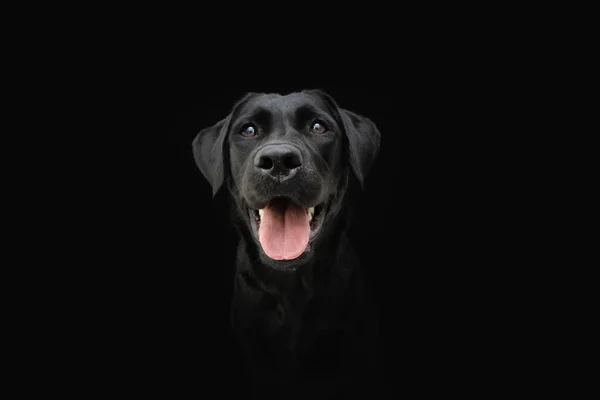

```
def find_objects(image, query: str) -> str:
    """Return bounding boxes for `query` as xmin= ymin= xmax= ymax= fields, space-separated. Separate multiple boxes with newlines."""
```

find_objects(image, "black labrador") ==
xmin=193 ymin=89 xmax=381 ymax=398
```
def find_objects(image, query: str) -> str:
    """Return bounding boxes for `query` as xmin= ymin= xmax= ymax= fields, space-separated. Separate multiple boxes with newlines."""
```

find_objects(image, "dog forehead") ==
xmin=238 ymin=91 xmax=328 ymax=116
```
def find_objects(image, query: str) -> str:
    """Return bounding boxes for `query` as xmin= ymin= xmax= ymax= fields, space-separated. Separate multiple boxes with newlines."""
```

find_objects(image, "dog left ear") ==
xmin=192 ymin=115 xmax=230 ymax=197
xmin=304 ymin=89 xmax=381 ymax=189
xmin=339 ymin=108 xmax=381 ymax=189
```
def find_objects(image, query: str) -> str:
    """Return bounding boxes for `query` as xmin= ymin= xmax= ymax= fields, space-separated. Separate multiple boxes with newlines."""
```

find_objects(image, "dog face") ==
xmin=194 ymin=89 xmax=380 ymax=270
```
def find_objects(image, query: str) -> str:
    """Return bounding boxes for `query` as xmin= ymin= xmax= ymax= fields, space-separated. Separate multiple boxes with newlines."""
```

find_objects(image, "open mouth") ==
xmin=248 ymin=197 xmax=326 ymax=261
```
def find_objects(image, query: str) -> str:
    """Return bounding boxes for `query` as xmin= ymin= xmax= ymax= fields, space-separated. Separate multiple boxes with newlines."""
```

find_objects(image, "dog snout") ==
xmin=254 ymin=144 xmax=303 ymax=180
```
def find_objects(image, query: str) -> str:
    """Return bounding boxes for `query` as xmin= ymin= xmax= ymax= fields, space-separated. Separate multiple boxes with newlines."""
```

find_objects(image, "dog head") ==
xmin=193 ymin=89 xmax=380 ymax=270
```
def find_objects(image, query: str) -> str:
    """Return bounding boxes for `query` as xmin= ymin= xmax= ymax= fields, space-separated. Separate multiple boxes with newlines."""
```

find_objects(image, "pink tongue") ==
xmin=258 ymin=202 xmax=310 ymax=260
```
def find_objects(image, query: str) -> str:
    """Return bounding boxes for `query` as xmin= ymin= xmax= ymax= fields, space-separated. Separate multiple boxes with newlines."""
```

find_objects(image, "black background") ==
xmin=11 ymin=10 xmax=567 ymax=395
xmin=80 ymin=72 xmax=530 ymax=396
xmin=9 ymin=3 xmax=573 ymax=391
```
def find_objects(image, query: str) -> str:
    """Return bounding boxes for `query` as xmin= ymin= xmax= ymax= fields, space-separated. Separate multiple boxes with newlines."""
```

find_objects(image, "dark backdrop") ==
xmin=91 ymin=79 xmax=523 ymax=396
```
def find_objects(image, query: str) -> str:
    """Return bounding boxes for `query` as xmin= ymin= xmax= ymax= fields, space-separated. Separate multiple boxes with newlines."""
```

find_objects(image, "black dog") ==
xmin=193 ymin=89 xmax=381 ymax=398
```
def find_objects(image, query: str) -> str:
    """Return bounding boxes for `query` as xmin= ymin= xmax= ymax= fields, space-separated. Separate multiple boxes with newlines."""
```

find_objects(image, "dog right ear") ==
xmin=192 ymin=93 xmax=260 ymax=197
xmin=192 ymin=115 xmax=231 ymax=197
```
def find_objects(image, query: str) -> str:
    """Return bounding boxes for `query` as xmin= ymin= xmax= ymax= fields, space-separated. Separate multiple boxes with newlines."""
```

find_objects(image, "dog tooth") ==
xmin=258 ymin=209 xmax=264 ymax=218
xmin=308 ymin=207 xmax=315 ymax=215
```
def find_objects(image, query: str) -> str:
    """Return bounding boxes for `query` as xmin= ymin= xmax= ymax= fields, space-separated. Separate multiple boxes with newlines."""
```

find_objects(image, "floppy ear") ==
xmin=192 ymin=116 xmax=231 ymax=197
xmin=305 ymin=89 xmax=381 ymax=189
xmin=338 ymin=109 xmax=381 ymax=189
xmin=192 ymin=92 xmax=260 ymax=196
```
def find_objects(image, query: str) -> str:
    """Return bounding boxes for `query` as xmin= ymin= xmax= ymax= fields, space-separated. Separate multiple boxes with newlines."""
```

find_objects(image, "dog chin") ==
xmin=257 ymin=250 xmax=313 ymax=271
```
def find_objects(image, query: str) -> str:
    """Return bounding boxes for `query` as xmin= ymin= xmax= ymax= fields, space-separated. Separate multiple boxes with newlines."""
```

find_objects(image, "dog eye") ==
xmin=240 ymin=124 xmax=258 ymax=138
xmin=310 ymin=121 xmax=327 ymax=134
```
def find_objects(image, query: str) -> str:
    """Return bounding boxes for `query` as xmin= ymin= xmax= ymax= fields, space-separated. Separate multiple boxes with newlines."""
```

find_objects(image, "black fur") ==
xmin=193 ymin=89 xmax=381 ymax=398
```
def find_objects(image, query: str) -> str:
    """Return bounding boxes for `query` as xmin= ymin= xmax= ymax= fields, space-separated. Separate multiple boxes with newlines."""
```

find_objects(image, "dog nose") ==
xmin=254 ymin=144 xmax=303 ymax=179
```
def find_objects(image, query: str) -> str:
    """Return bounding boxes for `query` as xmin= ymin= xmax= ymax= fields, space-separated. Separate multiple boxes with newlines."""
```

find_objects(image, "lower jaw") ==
xmin=257 ymin=251 xmax=311 ymax=271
